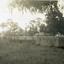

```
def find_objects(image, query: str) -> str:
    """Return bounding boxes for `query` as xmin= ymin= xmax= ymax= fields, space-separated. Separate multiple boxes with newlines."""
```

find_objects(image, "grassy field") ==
xmin=0 ymin=39 xmax=64 ymax=64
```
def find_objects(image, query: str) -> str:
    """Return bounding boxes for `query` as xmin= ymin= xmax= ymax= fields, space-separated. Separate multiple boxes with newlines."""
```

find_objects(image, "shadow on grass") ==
xmin=58 ymin=47 xmax=64 ymax=50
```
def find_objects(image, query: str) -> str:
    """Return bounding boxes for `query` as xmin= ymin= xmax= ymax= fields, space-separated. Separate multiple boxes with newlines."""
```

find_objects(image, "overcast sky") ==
xmin=0 ymin=0 xmax=46 ymax=32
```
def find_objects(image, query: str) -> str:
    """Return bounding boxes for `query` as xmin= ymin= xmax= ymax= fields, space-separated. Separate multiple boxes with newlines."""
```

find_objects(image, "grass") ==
xmin=0 ymin=39 xmax=64 ymax=64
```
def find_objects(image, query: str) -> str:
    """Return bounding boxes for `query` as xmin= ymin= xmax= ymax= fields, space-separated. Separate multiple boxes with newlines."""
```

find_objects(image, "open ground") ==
xmin=0 ymin=39 xmax=64 ymax=64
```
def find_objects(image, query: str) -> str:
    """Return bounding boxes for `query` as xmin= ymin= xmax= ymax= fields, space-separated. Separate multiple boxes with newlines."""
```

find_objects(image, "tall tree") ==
xmin=26 ymin=18 xmax=45 ymax=35
xmin=6 ymin=19 xmax=19 ymax=35
xmin=45 ymin=3 xmax=64 ymax=35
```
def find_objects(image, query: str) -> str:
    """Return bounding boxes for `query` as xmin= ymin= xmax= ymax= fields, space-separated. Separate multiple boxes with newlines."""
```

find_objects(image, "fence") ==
xmin=34 ymin=36 xmax=64 ymax=47
xmin=34 ymin=36 xmax=59 ymax=46
xmin=1 ymin=35 xmax=34 ymax=40
xmin=0 ymin=34 xmax=64 ymax=47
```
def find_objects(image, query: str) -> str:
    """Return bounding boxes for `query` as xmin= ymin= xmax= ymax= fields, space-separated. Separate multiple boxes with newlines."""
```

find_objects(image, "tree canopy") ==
xmin=44 ymin=3 xmax=64 ymax=35
xmin=9 ymin=0 xmax=64 ymax=36
xmin=9 ymin=0 xmax=57 ymax=13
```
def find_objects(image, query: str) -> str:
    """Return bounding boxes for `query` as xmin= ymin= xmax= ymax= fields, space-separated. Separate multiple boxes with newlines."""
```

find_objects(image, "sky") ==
xmin=0 ymin=0 xmax=46 ymax=32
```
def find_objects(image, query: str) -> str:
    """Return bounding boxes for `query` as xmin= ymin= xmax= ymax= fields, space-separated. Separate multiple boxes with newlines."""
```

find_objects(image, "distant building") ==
xmin=34 ymin=32 xmax=44 ymax=36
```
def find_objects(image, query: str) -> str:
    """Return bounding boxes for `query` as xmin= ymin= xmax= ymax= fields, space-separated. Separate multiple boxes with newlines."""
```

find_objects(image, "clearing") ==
xmin=0 ymin=39 xmax=64 ymax=64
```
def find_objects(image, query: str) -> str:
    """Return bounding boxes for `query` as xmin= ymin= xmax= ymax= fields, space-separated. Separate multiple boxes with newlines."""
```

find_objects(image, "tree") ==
xmin=18 ymin=27 xmax=24 ymax=35
xmin=25 ymin=20 xmax=38 ymax=36
xmin=9 ymin=0 xmax=57 ymax=13
xmin=9 ymin=0 xmax=64 ymax=36
xmin=40 ymin=24 xmax=46 ymax=32
xmin=25 ymin=23 xmax=38 ymax=36
xmin=5 ymin=19 xmax=19 ymax=35
xmin=45 ymin=3 xmax=64 ymax=35
xmin=26 ymin=18 xmax=45 ymax=36
xmin=29 ymin=18 xmax=46 ymax=32
xmin=0 ymin=22 xmax=7 ymax=31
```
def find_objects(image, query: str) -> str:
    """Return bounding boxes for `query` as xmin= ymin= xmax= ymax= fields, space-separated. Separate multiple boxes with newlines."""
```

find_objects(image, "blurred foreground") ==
xmin=0 ymin=39 xmax=64 ymax=64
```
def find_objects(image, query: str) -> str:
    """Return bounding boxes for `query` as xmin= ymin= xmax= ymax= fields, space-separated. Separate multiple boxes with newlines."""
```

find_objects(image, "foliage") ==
xmin=45 ymin=3 xmax=64 ymax=35
xmin=0 ymin=19 xmax=24 ymax=35
xmin=9 ymin=0 xmax=57 ymax=13
xmin=9 ymin=0 xmax=64 ymax=36
xmin=6 ymin=19 xmax=19 ymax=34
xmin=0 ymin=22 xmax=7 ymax=29
xmin=26 ymin=18 xmax=45 ymax=36
xmin=40 ymin=24 xmax=46 ymax=33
